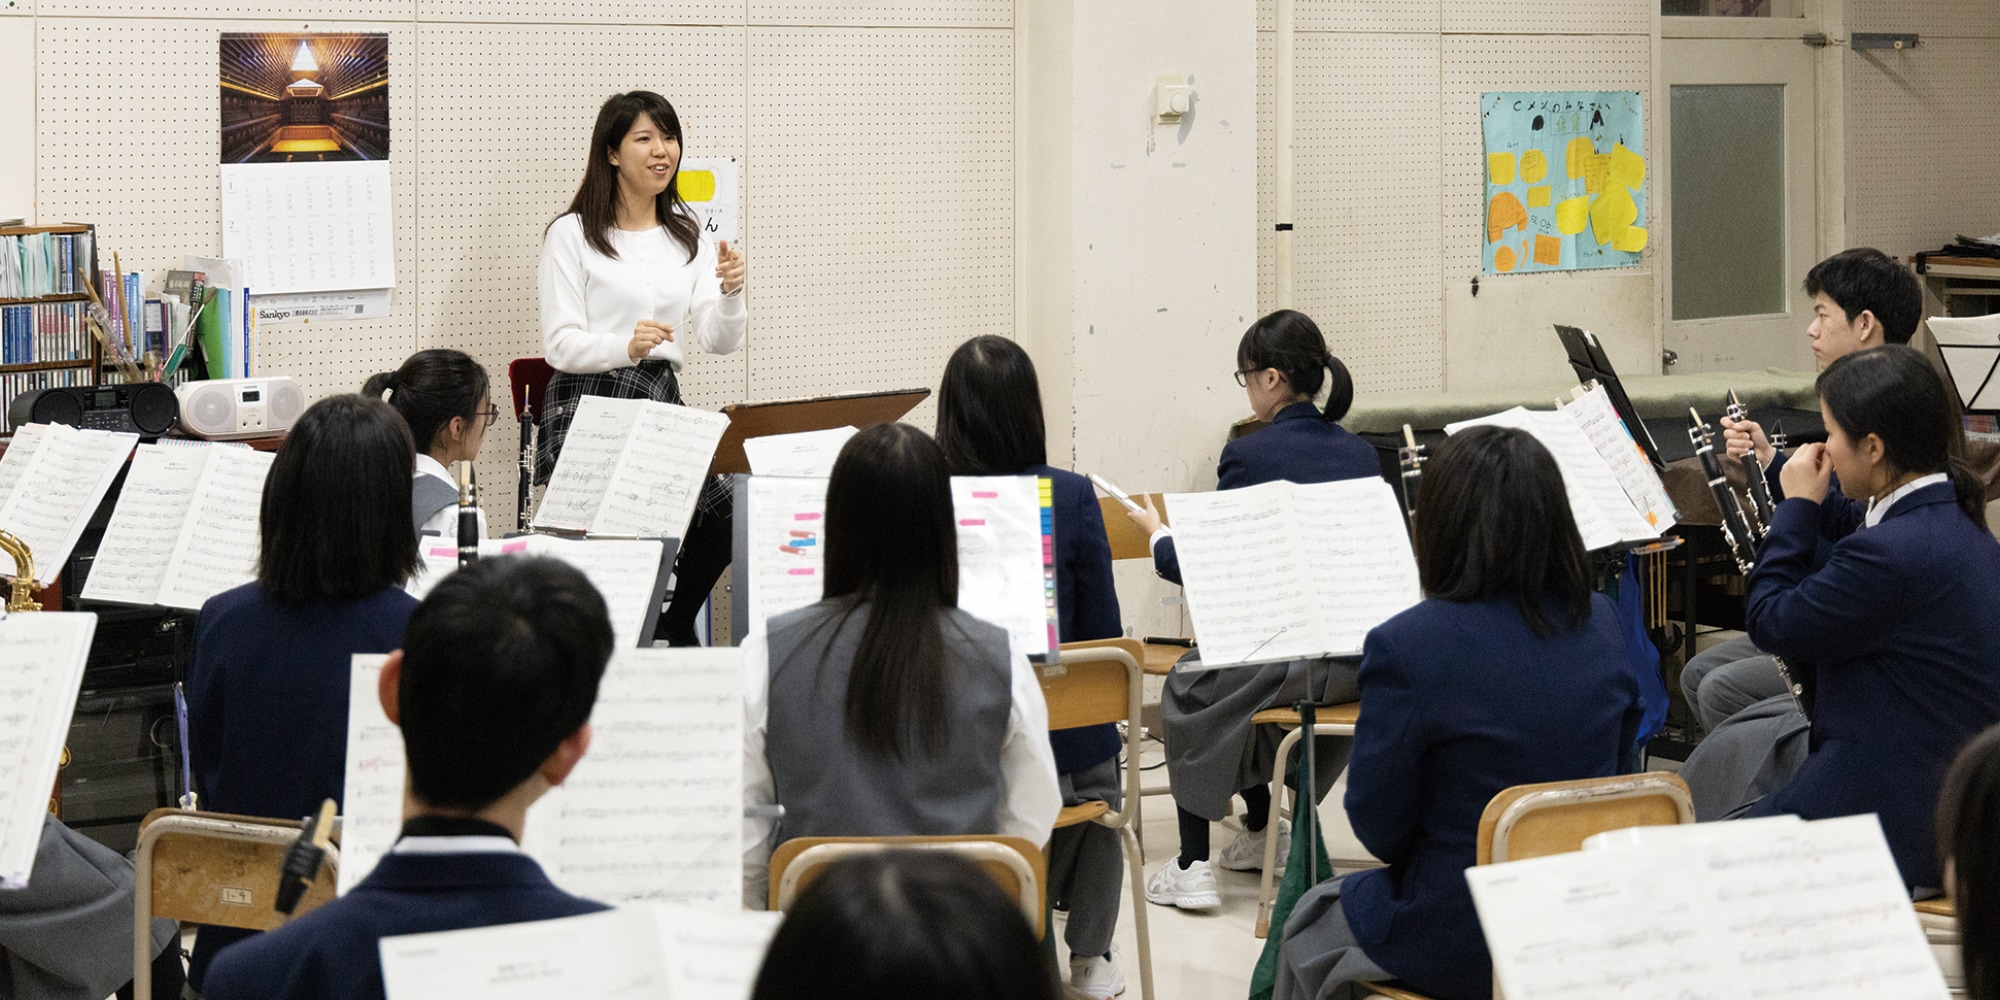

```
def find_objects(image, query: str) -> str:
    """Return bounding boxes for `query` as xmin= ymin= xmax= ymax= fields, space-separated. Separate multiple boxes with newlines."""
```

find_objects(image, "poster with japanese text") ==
xmin=1480 ymin=92 xmax=1647 ymax=274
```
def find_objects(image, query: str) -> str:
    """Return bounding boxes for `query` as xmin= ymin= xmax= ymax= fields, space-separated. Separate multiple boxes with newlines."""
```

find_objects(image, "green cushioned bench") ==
xmin=1342 ymin=369 xmax=1818 ymax=435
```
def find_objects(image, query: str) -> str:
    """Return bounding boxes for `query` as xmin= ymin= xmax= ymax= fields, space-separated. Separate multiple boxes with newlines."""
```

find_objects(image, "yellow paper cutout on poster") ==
xmin=1590 ymin=184 xmax=1639 ymax=246
xmin=1555 ymin=197 xmax=1590 ymax=235
xmin=1533 ymin=234 xmax=1563 ymax=267
xmin=1527 ymin=186 xmax=1552 ymax=208
xmin=1488 ymin=153 xmax=1516 ymax=185
xmin=1565 ymin=136 xmax=1597 ymax=179
xmin=1615 ymin=225 xmax=1649 ymax=253
xmin=1582 ymin=154 xmax=1611 ymax=194
xmin=1610 ymin=143 xmax=1646 ymax=189
xmin=677 ymin=170 xmax=718 ymax=203
xmin=1521 ymin=149 xmax=1548 ymax=184
xmin=1495 ymin=245 xmax=1519 ymax=272
xmin=1487 ymin=192 xmax=1529 ymax=243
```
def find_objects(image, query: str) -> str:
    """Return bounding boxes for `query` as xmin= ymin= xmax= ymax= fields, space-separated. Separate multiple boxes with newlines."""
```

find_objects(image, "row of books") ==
xmin=0 ymin=231 xmax=96 ymax=299
xmin=0 ymin=368 xmax=90 ymax=434
xmin=1 ymin=301 xmax=92 ymax=366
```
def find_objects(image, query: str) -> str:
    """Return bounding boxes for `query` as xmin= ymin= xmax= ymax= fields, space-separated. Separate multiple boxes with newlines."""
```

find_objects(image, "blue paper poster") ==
xmin=1479 ymin=91 xmax=1647 ymax=274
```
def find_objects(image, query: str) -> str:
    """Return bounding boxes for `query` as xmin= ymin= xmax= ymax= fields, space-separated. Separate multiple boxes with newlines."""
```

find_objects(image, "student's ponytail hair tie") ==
xmin=378 ymin=373 xmax=399 ymax=403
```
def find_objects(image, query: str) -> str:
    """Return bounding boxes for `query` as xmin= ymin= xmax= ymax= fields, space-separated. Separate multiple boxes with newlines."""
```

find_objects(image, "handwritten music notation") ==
xmin=0 ymin=424 xmax=137 ymax=587
xmin=533 ymin=396 xmax=731 ymax=541
xmin=0 ymin=613 xmax=97 ymax=887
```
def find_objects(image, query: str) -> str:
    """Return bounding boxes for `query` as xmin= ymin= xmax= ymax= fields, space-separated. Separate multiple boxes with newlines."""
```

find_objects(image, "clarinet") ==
xmin=1687 ymin=408 xmax=1812 ymax=719
xmin=1397 ymin=423 xmax=1425 ymax=527
xmin=455 ymin=461 xmax=480 ymax=568
xmin=1726 ymin=389 xmax=1775 ymax=530
xmin=517 ymin=391 xmax=537 ymax=532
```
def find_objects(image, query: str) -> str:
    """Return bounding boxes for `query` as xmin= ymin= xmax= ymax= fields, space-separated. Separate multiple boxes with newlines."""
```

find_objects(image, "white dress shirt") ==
xmin=414 ymin=453 xmax=488 ymax=541
xmin=1864 ymin=472 xmax=1950 ymax=528
xmin=539 ymin=214 xmax=746 ymax=375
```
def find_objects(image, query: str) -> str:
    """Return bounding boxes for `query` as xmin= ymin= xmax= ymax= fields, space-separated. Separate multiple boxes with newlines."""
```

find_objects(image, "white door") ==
xmin=1661 ymin=25 xmax=1822 ymax=373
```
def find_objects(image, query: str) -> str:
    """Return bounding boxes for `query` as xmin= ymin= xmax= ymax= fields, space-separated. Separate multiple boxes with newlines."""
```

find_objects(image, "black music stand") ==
xmin=1554 ymin=324 xmax=1665 ymax=470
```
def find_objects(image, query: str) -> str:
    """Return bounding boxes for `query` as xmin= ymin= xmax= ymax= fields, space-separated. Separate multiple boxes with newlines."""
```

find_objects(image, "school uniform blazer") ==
xmin=1028 ymin=465 xmax=1125 ymax=773
xmin=1339 ymin=595 xmax=1640 ymax=1000
xmin=200 ymin=852 xmax=607 ymax=1000
xmin=1744 ymin=483 xmax=2000 ymax=889
xmin=1151 ymin=401 xmax=1380 ymax=584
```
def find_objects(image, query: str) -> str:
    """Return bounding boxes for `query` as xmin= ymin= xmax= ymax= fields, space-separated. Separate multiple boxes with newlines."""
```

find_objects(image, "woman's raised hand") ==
xmin=628 ymin=320 xmax=676 ymax=362
xmin=717 ymin=240 xmax=747 ymax=295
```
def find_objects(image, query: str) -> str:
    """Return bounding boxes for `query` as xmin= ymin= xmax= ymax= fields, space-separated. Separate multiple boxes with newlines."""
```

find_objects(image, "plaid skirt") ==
xmin=537 ymin=362 xmax=729 ymax=517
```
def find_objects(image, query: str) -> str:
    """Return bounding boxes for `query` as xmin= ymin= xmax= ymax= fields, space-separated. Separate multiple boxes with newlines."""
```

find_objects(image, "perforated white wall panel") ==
xmin=745 ymin=27 xmax=1012 ymax=426
xmin=1 ymin=0 xmax=29 ymax=16
xmin=1442 ymin=0 xmax=1649 ymax=34
xmin=1845 ymin=37 xmax=2000 ymax=258
xmin=1256 ymin=0 xmax=1441 ymax=33
xmin=418 ymin=0 xmax=739 ymax=23
xmin=43 ymin=0 xmax=411 ymax=24
xmin=1256 ymin=30 xmax=1445 ymax=393
xmin=748 ymin=0 xmax=1007 ymax=27
xmin=1849 ymin=0 xmax=1999 ymax=37
xmin=36 ymin=19 xmax=419 ymax=405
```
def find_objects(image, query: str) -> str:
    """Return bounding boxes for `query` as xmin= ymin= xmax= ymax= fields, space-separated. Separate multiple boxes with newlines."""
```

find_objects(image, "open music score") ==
xmin=83 ymin=442 xmax=275 ymax=609
xmin=1467 ymin=814 xmax=1948 ymax=1000
xmin=0 ymin=612 xmax=96 ymax=887
xmin=533 ymin=396 xmax=731 ymax=540
xmin=1562 ymin=383 xmax=1678 ymax=529
xmin=1167 ymin=478 xmax=1420 ymax=667
xmin=406 ymin=536 xmax=672 ymax=649
xmin=1446 ymin=404 xmax=1660 ymax=552
xmin=0 ymin=423 xmax=138 ymax=587
xmin=378 ymin=905 xmax=783 ymax=1000
xmin=341 ymin=649 xmax=744 ymax=906
xmin=733 ymin=474 xmax=1059 ymax=657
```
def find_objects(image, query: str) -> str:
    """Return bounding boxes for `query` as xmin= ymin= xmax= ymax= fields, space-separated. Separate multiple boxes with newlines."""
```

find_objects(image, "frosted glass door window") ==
xmin=1670 ymin=84 xmax=1786 ymax=321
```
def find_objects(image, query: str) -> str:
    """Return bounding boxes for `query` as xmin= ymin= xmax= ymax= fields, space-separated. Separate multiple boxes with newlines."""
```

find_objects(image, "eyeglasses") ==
xmin=1233 ymin=366 xmax=1271 ymax=388
xmin=478 ymin=402 xmax=500 ymax=429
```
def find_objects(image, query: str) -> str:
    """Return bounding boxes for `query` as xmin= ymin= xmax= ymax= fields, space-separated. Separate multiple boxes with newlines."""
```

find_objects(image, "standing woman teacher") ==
xmin=539 ymin=90 xmax=747 ymax=646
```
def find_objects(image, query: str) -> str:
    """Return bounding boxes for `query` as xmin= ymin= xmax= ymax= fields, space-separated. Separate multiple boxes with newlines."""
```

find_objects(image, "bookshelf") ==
xmin=1 ymin=225 xmax=102 ymax=437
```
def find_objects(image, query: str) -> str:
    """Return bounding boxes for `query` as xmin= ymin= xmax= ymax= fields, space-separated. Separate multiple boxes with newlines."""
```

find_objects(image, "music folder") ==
xmin=712 ymin=388 xmax=930 ymax=475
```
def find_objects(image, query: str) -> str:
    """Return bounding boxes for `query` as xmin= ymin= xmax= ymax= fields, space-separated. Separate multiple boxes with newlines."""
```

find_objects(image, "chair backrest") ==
xmin=507 ymin=357 xmax=557 ymax=420
xmin=1097 ymin=495 xmax=1169 ymax=561
xmin=767 ymin=835 xmax=1047 ymax=938
xmin=1043 ymin=639 xmax=1143 ymax=731
xmin=1477 ymin=772 xmax=1694 ymax=866
xmin=135 ymin=808 xmax=341 ymax=931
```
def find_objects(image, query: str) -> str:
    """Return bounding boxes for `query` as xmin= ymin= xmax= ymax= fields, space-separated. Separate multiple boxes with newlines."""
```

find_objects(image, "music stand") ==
xmin=1554 ymin=325 xmax=1665 ymax=470
xmin=711 ymin=388 xmax=931 ymax=475
xmin=1928 ymin=314 xmax=2000 ymax=414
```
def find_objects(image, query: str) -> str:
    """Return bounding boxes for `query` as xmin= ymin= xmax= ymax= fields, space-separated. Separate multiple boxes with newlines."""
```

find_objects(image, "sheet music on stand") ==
xmin=81 ymin=442 xmax=275 ymax=609
xmin=0 ymin=612 xmax=97 ymax=888
xmin=378 ymin=905 xmax=784 ymax=1000
xmin=1166 ymin=478 xmax=1421 ymax=668
xmin=740 ymin=426 xmax=856 ymax=477
xmin=1928 ymin=313 xmax=2000 ymax=413
xmin=1562 ymin=383 xmax=1678 ymax=530
xmin=1467 ymin=814 xmax=1948 ymax=1000
xmin=340 ymin=648 xmax=744 ymax=906
xmin=532 ymin=396 xmax=730 ymax=541
xmin=404 ymin=536 xmax=674 ymax=650
xmin=730 ymin=474 xmax=1060 ymax=657
xmin=0 ymin=423 xmax=138 ymax=587
xmin=1446 ymin=406 xmax=1659 ymax=552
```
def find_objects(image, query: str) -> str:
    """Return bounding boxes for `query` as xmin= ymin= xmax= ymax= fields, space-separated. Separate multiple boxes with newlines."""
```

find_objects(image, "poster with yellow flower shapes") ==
xmin=1481 ymin=92 xmax=1647 ymax=274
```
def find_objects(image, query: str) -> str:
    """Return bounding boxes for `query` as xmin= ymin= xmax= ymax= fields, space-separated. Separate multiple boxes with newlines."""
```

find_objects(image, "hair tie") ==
xmin=379 ymin=372 xmax=399 ymax=403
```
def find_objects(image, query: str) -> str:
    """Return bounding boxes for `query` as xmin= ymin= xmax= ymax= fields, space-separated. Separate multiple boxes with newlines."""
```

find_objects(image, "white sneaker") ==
xmin=1217 ymin=819 xmax=1290 ymax=872
xmin=1067 ymin=952 xmax=1127 ymax=999
xmin=1144 ymin=858 xmax=1221 ymax=909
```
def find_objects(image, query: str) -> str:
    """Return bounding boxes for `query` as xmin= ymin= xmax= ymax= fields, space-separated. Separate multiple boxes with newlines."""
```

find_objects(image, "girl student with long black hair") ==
xmin=539 ymin=90 xmax=746 ymax=646
xmin=1736 ymin=344 xmax=2000 ymax=892
xmin=1124 ymin=309 xmax=1379 ymax=912
xmin=1938 ymin=725 xmax=2000 ymax=1000
xmin=935 ymin=334 xmax=1126 ymax=999
xmin=739 ymin=423 xmax=1061 ymax=908
xmin=1273 ymin=427 xmax=1642 ymax=1000
xmin=363 ymin=349 xmax=497 ymax=538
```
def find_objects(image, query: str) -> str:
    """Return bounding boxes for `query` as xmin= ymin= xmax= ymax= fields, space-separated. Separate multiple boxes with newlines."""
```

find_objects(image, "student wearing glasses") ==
xmin=365 ymin=349 xmax=498 ymax=539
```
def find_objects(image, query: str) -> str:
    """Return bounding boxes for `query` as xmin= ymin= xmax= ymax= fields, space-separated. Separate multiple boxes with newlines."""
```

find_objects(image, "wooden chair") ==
xmin=1041 ymin=639 xmax=1155 ymax=1000
xmin=132 ymin=808 xmax=341 ymax=997
xmin=768 ymin=835 xmax=1047 ymax=938
xmin=1095 ymin=495 xmax=1187 ymax=677
xmin=1915 ymin=898 xmax=1964 ymax=995
xmin=1356 ymin=772 xmax=1695 ymax=1000
xmin=1252 ymin=702 xmax=1366 ymax=938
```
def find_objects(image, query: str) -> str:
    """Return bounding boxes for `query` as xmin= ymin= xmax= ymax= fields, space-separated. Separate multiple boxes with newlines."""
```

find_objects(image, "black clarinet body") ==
xmin=1397 ymin=423 xmax=1425 ymax=528
xmin=1726 ymin=389 xmax=1776 ymax=530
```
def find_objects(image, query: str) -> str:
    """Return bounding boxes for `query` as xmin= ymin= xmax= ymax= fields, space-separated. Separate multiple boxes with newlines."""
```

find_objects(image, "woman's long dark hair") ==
xmin=936 ymin=335 xmax=1048 ymax=476
xmin=1237 ymin=309 xmax=1354 ymax=422
xmin=553 ymin=91 xmax=702 ymax=264
xmin=1414 ymin=426 xmax=1593 ymax=636
xmin=1818 ymin=345 xmax=1985 ymax=528
xmin=361 ymin=349 xmax=489 ymax=456
xmin=258 ymin=395 xmax=419 ymax=601
xmin=1939 ymin=725 xmax=2000 ymax=1000
xmin=817 ymin=423 xmax=960 ymax=760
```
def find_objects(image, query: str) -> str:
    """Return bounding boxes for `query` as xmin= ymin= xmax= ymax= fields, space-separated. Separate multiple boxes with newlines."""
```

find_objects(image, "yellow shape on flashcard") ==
xmin=677 ymin=170 xmax=718 ymax=203
xmin=1487 ymin=192 xmax=1530 ymax=243
xmin=1488 ymin=153 xmax=1517 ymax=186
xmin=1521 ymin=149 xmax=1548 ymax=183
xmin=1533 ymin=234 xmax=1563 ymax=267
xmin=1527 ymin=186 xmax=1552 ymax=208
xmin=1610 ymin=143 xmax=1646 ymax=189
xmin=1565 ymin=136 xmax=1597 ymax=179
xmin=1555 ymin=197 xmax=1590 ymax=235
xmin=1615 ymin=224 xmax=1649 ymax=253
xmin=1590 ymin=185 xmax=1639 ymax=246
xmin=1495 ymin=245 xmax=1519 ymax=272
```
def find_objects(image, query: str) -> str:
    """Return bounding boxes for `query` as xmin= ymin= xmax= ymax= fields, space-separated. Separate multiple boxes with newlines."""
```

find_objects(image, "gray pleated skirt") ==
xmin=1161 ymin=654 xmax=1361 ymax=821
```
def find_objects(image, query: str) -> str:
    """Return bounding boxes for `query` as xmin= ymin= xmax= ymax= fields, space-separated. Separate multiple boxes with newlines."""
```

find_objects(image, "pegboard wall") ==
xmin=27 ymin=7 xmax=1014 ymax=527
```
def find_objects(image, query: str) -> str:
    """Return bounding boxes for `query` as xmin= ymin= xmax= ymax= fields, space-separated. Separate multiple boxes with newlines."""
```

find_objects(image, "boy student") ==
xmin=201 ymin=556 xmax=616 ymax=1000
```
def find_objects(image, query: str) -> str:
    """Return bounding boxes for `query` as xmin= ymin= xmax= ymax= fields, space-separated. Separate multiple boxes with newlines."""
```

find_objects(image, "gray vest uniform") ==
xmin=763 ymin=600 xmax=1014 ymax=848
xmin=411 ymin=474 xmax=459 ymax=533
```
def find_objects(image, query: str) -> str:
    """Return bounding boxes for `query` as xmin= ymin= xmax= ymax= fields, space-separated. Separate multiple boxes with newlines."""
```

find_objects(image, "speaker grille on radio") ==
xmin=128 ymin=383 xmax=180 ymax=436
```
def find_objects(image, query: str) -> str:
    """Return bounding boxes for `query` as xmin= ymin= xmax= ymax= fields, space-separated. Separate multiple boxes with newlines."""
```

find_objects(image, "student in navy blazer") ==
xmin=1740 ymin=346 xmax=2000 ymax=890
xmin=937 ymin=336 xmax=1127 ymax=999
xmin=1275 ymin=427 xmax=1641 ymax=1000
xmin=182 ymin=395 xmax=422 ymax=988
xmin=1125 ymin=311 xmax=1383 ymax=912
xmin=202 ymin=556 xmax=617 ymax=1000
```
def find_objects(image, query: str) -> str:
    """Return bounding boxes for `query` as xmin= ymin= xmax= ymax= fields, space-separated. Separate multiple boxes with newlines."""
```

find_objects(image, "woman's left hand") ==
xmin=717 ymin=240 xmax=747 ymax=295
xmin=1778 ymin=442 xmax=1833 ymax=504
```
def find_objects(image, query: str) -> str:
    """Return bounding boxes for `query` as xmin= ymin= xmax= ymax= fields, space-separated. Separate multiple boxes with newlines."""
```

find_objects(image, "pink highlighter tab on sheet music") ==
xmin=959 ymin=519 xmax=986 ymax=527
xmin=788 ymin=568 xmax=815 ymax=576
xmin=500 ymin=540 xmax=529 ymax=554
xmin=972 ymin=491 xmax=999 ymax=499
xmin=794 ymin=512 xmax=821 ymax=521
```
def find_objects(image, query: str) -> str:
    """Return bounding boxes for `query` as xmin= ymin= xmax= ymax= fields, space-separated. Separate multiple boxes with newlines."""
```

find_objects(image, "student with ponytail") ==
xmin=1739 ymin=344 xmax=2000 ymax=891
xmin=1124 ymin=309 xmax=1380 ymax=911
xmin=362 ymin=349 xmax=497 ymax=538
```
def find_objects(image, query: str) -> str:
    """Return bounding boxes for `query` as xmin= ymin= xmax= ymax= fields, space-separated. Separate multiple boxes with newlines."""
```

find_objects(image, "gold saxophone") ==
xmin=1 ymin=528 xmax=41 ymax=613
